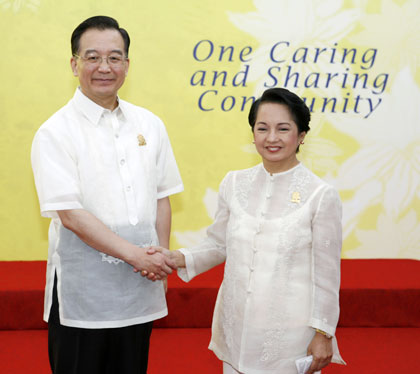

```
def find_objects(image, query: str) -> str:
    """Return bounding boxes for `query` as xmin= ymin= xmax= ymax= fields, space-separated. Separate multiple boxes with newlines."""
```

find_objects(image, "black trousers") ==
xmin=48 ymin=275 xmax=153 ymax=374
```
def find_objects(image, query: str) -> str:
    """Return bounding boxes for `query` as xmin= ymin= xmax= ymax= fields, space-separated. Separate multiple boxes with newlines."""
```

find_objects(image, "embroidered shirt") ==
xmin=32 ymin=88 xmax=183 ymax=328
xmin=178 ymin=163 xmax=344 ymax=374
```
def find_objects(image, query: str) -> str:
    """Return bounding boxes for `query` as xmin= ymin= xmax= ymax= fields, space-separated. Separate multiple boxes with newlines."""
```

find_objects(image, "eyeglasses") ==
xmin=74 ymin=53 xmax=128 ymax=67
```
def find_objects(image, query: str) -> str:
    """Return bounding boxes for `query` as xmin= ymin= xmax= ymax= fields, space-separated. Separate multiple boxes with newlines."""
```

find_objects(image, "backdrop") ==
xmin=0 ymin=0 xmax=419 ymax=260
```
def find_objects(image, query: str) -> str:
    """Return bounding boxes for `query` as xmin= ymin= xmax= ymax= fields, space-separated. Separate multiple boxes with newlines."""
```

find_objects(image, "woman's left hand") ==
xmin=306 ymin=331 xmax=333 ymax=373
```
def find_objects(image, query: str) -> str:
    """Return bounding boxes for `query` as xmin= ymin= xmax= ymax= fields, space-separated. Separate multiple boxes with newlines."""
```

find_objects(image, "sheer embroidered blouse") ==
xmin=178 ymin=163 xmax=344 ymax=374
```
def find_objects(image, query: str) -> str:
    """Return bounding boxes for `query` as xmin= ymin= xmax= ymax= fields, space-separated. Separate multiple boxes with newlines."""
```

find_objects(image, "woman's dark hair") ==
xmin=71 ymin=16 xmax=130 ymax=56
xmin=248 ymin=88 xmax=311 ymax=134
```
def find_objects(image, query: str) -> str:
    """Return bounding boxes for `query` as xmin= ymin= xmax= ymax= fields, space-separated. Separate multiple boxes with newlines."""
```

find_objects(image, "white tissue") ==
xmin=295 ymin=355 xmax=321 ymax=374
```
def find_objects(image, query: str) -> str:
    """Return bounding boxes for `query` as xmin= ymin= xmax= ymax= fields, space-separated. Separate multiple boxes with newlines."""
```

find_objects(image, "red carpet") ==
xmin=1 ymin=328 xmax=419 ymax=373
xmin=1 ymin=260 xmax=419 ymax=329
xmin=1 ymin=260 xmax=419 ymax=373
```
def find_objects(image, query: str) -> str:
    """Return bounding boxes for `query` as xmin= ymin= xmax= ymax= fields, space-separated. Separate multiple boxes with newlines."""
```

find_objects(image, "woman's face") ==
xmin=253 ymin=102 xmax=306 ymax=173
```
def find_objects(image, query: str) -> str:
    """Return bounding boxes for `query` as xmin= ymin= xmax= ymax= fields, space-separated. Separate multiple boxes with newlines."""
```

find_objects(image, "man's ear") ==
xmin=70 ymin=57 xmax=78 ymax=77
xmin=124 ymin=58 xmax=130 ymax=77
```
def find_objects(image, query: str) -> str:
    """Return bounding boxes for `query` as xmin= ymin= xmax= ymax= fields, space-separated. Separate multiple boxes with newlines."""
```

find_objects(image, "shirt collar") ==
xmin=72 ymin=88 xmax=128 ymax=126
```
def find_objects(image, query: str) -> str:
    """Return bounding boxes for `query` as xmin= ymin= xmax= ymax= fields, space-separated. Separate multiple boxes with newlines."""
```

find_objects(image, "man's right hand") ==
xmin=129 ymin=246 xmax=177 ymax=280
xmin=138 ymin=247 xmax=186 ymax=281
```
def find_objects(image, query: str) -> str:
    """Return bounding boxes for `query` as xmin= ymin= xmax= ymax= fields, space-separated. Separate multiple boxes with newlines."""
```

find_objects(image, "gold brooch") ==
xmin=291 ymin=191 xmax=301 ymax=203
xmin=137 ymin=134 xmax=146 ymax=146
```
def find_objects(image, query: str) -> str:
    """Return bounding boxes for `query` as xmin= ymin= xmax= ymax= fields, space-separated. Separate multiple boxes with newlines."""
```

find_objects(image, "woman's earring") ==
xmin=252 ymin=141 xmax=255 ymax=144
xmin=300 ymin=141 xmax=305 ymax=145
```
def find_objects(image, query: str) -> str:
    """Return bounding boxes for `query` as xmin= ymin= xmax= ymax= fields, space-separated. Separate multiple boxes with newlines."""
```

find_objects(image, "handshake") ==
xmin=132 ymin=246 xmax=185 ymax=281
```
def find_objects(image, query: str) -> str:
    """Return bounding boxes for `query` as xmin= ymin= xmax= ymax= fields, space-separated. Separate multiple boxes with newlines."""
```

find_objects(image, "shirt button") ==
xmin=126 ymin=186 xmax=131 ymax=192
xmin=250 ymin=267 xmax=254 ymax=272
xmin=266 ymin=193 xmax=271 ymax=199
xmin=120 ymin=159 xmax=125 ymax=166
xmin=253 ymin=248 xmax=258 ymax=253
xmin=115 ymin=134 xmax=119 ymax=139
xmin=261 ymin=211 xmax=265 ymax=217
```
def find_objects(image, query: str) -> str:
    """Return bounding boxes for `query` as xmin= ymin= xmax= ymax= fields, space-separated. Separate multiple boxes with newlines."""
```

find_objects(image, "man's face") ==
xmin=71 ymin=28 xmax=129 ymax=109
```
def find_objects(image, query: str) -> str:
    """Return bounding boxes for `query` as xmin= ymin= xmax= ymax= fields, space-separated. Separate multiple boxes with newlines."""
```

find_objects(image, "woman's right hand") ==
xmin=149 ymin=247 xmax=186 ymax=268
xmin=171 ymin=249 xmax=186 ymax=268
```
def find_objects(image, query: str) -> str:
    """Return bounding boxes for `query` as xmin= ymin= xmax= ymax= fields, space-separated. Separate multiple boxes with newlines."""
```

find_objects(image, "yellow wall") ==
xmin=1 ymin=0 xmax=419 ymax=260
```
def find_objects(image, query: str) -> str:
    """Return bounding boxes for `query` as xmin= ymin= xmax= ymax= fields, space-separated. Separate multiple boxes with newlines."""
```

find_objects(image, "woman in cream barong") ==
xmin=147 ymin=88 xmax=345 ymax=373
